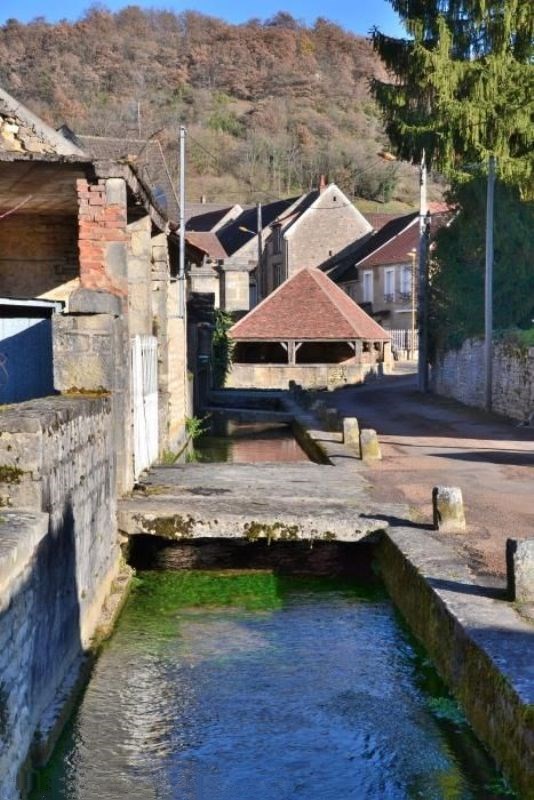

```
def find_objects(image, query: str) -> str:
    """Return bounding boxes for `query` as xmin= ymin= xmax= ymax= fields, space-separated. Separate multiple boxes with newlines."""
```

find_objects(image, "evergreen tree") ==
xmin=372 ymin=1 xmax=534 ymax=196
xmin=429 ymin=178 xmax=534 ymax=352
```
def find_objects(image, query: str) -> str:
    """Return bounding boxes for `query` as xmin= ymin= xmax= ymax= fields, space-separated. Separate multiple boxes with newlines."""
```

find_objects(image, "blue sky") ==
xmin=0 ymin=1 xmax=404 ymax=37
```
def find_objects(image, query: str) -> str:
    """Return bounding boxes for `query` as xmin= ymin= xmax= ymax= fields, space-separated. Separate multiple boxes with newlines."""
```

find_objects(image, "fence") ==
xmin=390 ymin=328 xmax=419 ymax=356
xmin=131 ymin=334 xmax=159 ymax=478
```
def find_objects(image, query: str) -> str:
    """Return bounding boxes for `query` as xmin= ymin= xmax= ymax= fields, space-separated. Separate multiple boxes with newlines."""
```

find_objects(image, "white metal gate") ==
xmin=131 ymin=335 xmax=159 ymax=479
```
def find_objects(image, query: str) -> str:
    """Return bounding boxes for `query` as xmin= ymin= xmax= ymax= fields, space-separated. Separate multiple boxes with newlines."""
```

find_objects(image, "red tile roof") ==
xmin=357 ymin=217 xmax=419 ymax=267
xmin=229 ymin=268 xmax=390 ymax=342
xmin=185 ymin=232 xmax=227 ymax=259
xmin=365 ymin=212 xmax=400 ymax=230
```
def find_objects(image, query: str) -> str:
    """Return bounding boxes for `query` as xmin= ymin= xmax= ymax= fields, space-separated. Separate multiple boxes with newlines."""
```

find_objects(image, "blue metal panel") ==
xmin=0 ymin=314 xmax=55 ymax=403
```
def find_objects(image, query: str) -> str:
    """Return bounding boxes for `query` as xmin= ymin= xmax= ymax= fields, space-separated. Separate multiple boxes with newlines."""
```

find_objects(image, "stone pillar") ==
xmin=360 ymin=429 xmax=381 ymax=461
xmin=53 ymin=288 xmax=133 ymax=493
xmin=151 ymin=233 xmax=188 ymax=454
xmin=432 ymin=486 xmax=466 ymax=532
xmin=76 ymin=178 xmax=128 ymax=297
xmin=343 ymin=417 xmax=360 ymax=453
xmin=127 ymin=215 xmax=153 ymax=336
xmin=506 ymin=538 xmax=534 ymax=603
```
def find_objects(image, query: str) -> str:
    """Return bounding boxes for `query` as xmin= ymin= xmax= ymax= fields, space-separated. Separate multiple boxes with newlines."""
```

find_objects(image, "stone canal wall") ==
xmin=431 ymin=338 xmax=534 ymax=422
xmin=0 ymin=396 xmax=123 ymax=799
xmin=376 ymin=528 xmax=534 ymax=799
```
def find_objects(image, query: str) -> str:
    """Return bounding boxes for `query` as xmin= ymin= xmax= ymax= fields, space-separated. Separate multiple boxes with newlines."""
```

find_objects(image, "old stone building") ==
xmin=0 ymin=87 xmax=189 ymax=489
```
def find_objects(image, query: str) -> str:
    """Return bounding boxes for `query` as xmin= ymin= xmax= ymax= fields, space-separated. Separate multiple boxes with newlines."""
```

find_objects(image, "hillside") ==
xmin=0 ymin=7 xmax=442 ymax=207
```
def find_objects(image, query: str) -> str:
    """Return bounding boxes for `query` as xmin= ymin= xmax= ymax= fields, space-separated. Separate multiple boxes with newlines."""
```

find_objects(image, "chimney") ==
xmin=319 ymin=175 xmax=327 ymax=193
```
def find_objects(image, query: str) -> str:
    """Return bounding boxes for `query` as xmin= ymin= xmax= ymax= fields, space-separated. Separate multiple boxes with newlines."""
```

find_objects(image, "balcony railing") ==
xmin=383 ymin=293 xmax=395 ymax=303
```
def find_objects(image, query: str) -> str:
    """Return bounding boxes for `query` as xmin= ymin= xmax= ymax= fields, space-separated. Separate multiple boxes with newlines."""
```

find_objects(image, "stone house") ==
xmin=0 ymin=87 xmax=189 ymax=489
xmin=228 ymin=267 xmax=391 ymax=390
xmin=325 ymin=212 xmax=420 ymax=333
xmin=181 ymin=182 xmax=373 ymax=317
xmin=325 ymin=207 xmax=450 ymax=351
xmin=260 ymin=181 xmax=373 ymax=299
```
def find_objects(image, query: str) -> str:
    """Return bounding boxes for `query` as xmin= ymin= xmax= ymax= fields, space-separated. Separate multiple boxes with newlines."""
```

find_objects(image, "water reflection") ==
xmin=191 ymin=422 xmax=309 ymax=463
xmin=32 ymin=574 xmax=512 ymax=800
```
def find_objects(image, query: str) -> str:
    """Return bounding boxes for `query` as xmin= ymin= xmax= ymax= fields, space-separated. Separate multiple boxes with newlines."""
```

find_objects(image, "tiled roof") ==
xmin=185 ymin=231 xmax=227 ymax=259
xmin=229 ymin=267 xmax=390 ymax=341
xmin=77 ymin=134 xmax=179 ymax=222
xmin=324 ymin=212 xmax=418 ymax=283
xmin=357 ymin=215 xmax=420 ymax=267
xmin=364 ymin=212 xmax=400 ymax=230
xmin=218 ymin=197 xmax=299 ymax=255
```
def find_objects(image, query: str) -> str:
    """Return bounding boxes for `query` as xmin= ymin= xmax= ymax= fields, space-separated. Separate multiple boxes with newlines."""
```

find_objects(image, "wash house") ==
xmin=227 ymin=267 xmax=391 ymax=390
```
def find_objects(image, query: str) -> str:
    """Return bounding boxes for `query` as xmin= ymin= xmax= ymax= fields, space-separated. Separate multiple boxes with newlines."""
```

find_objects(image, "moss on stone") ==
xmin=0 ymin=465 xmax=24 ymax=484
xmin=243 ymin=520 xmax=301 ymax=543
xmin=139 ymin=514 xmax=196 ymax=539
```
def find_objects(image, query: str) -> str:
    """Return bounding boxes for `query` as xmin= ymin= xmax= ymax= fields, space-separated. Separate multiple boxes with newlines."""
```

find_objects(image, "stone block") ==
xmin=105 ymin=177 xmax=127 ymax=207
xmin=360 ymin=429 xmax=381 ymax=461
xmin=105 ymin=242 xmax=127 ymax=278
xmin=506 ymin=538 xmax=534 ymax=602
xmin=432 ymin=486 xmax=466 ymax=532
xmin=343 ymin=417 xmax=360 ymax=452
xmin=69 ymin=289 xmax=122 ymax=316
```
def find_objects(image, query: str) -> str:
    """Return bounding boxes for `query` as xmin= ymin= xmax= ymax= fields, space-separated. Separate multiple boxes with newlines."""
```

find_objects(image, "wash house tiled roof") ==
xmin=229 ymin=267 xmax=391 ymax=342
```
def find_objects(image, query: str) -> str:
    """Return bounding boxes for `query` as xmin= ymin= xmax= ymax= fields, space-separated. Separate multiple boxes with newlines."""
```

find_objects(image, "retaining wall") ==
xmin=226 ymin=360 xmax=388 ymax=391
xmin=377 ymin=528 xmax=534 ymax=799
xmin=0 ymin=396 xmax=122 ymax=799
xmin=432 ymin=339 xmax=534 ymax=422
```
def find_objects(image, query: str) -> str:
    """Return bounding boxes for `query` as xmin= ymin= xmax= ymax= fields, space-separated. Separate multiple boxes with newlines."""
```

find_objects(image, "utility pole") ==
xmin=484 ymin=155 xmax=496 ymax=412
xmin=178 ymin=125 xmax=186 ymax=319
xmin=410 ymin=250 xmax=417 ymax=359
xmin=417 ymin=150 xmax=430 ymax=392
xmin=256 ymin=202 xmax=263 ymax=299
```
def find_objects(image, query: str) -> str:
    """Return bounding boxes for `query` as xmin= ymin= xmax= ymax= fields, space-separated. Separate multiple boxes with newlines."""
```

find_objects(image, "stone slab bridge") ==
xmin=118 ymin=460 xmax=395 ymax=543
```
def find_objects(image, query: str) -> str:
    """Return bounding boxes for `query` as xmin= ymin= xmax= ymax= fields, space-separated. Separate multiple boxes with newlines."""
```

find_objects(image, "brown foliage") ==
xmin=0 ymin=8 xmax=421 ymax=204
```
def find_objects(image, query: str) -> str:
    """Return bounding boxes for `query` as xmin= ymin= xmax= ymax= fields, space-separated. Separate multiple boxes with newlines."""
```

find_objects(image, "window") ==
xmin=400 ymin=266 xmax=412 ymax=295
xmin=363 ymin=271 xmax=373 ymax=303
xmin=384 ymin=268 xmax=395 ymax=302
xmin=273 ymin=226 xmax=282 ymax=255
xmin=399 ymin=266 xmax=412 ymax=301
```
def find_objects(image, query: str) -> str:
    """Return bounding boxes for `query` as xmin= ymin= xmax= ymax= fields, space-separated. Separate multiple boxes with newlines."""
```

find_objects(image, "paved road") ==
xmin=326 ymin=363 xmax=534 ymax=578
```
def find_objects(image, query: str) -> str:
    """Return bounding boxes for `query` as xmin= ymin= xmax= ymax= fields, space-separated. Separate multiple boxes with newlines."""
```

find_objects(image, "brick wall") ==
xmin=77 ymin=178 xmax=128 ymax=297
xmin=0 ymin=213 xmax=78 ymax=300
xmin=432 ymin=339 xmax=534 ymax=422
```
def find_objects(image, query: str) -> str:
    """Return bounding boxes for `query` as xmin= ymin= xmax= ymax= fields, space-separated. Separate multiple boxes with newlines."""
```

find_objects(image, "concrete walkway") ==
xmin=325 ymin=363 xmax=534 ymax=578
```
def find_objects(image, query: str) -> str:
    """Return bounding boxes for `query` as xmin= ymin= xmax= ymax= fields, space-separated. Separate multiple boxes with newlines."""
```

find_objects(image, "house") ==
xmin=260 ymin=179 xmax=373 ymax=298
xmin=0 ymin=87 xmax=190 ymax=488
xmin=227 ymin=267 xmax=391 ymax=390
xmin=324 ymin=206 xmax=450 ymax=353
xmin=180 ymin=180 xmax=373 ymax=316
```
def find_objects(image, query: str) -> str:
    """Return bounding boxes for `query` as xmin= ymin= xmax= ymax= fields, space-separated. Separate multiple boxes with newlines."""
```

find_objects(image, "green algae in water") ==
xmin=31 ymin=571 xmax=517 ymax=800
